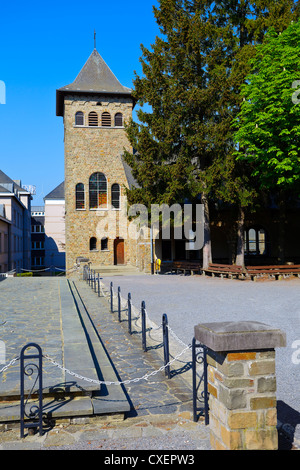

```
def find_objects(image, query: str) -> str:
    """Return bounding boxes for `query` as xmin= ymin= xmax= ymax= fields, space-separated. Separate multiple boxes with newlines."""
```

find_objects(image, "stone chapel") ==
xmin=56 ymin=48 xmax=151 ymax=274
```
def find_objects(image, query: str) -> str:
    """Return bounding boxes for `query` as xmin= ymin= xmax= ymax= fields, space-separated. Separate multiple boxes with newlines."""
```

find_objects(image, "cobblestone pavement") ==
xmin=0 ymin=276 xmax=211 ymax=450
xmin=0 ymin=274 xmax=298 ymax=451
xmin=99 ymin=272 xmax=300 ymax=450
xmin=100 ymin=273 xmax=300 ymax=415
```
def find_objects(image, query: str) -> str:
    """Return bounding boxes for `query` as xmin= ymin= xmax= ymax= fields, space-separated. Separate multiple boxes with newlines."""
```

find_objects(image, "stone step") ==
xmin=89 ymin=265 xmax=143 ymax=276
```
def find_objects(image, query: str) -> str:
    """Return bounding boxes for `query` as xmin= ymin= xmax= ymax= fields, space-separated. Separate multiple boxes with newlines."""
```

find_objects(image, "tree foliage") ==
xmin=233 ymin=20 xmax=300 ymax=193
xmin=125 ymin=0 xmax=299 ymax=203
xmin=124 ymin=0 xmax=235 ymax=208
xmin=123 ymin=0 xmax=300 ymax=265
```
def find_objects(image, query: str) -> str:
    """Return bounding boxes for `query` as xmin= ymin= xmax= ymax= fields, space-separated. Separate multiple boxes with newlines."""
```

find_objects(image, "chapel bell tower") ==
xmin=56 ymin=47 xmax=136 ymax=273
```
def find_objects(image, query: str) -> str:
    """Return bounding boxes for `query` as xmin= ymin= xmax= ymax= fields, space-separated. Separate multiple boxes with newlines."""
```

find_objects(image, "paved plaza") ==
xmin=0 ymin=275 xmax=211 ymax=450
xmin=100 ymin=272 xmax=300 ymax=441
xmin=0 ymin=272 xmax=299 ymax=449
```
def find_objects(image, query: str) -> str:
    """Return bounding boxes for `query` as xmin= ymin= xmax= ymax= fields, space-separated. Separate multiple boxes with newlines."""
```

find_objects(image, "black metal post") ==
xmin=118 ymin=286 xmax=121 ymax=322
xmin=192 ymin=338 xmax=209 ymax=425
xmin=192 ymin=337 xmax=197 ymax=423
xmin=162 ymin=314 xmax=170 ymax=379
xmin=128 ymin=293 xmax=132 ymax=335
xmin=97 ymin=274 xmax=100 ymax=297
xmin=94 ymin=271 xmax=97 ymax=293
xmin=203 ymin=345 xmax=209 ymax=425
xmin=110 ymin=282 xmax=113 ymax=313
xmin=20 ymin=343 xmax=43 ymax=438
xmin=141 ymin=301 xmax=147 ymax=352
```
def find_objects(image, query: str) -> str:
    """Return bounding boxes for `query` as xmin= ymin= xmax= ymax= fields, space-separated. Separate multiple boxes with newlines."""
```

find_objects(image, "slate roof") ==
xmin=56 ymin=49 xmax=132 ymax=116
xmin=0 ymin=169 xmax=22 ymax=191
xmin=0 ymin=169 xmax=30 ymax=195
xmin=0 ymin=184 xmax=11 ymax=193
xmin=44 ymin=181 xmax=65 ymax=200
xmin=121 ymin=157 xmax=139 ymax=190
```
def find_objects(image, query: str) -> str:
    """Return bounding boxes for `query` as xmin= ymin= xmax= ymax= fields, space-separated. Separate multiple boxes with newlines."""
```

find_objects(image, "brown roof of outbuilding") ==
xmin=56 ymin=49 xmax=132 ymax=116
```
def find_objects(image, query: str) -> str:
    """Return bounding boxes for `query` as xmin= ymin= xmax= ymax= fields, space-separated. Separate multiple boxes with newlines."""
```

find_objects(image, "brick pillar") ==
xmin=194 ymin=321 xmax=286 ymax=451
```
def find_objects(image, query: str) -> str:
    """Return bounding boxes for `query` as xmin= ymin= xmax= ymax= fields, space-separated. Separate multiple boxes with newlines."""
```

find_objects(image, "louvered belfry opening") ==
xmin=101 ymin=112 xmax=111 ymax=127
xmin=88 ymin=111 xmax=98 ymax=126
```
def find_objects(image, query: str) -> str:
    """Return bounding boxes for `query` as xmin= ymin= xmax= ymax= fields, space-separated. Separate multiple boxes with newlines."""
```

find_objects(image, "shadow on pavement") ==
xmin=277 ymin=400 xmax=300 ymax=450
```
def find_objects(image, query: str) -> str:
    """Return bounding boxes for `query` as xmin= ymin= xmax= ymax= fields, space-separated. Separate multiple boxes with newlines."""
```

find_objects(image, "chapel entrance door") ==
xmin=114 ymin=238 xmax=124 ymax=265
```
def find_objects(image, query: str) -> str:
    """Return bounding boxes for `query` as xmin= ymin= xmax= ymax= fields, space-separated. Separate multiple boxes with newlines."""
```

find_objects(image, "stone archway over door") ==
xmin=114 ymin=238 xmax=124 ymax=265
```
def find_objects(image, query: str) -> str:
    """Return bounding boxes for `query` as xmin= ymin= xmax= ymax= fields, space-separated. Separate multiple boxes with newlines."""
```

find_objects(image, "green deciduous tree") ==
xmin=234 ymin=20 xmax=300 ymax=262
xmin=211 ymin=0 xmax=300 ymax=266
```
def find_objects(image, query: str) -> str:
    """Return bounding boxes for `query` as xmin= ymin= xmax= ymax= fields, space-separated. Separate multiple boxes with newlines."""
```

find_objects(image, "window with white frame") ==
xmin=244 ymin=227 xmax=267 ymax=256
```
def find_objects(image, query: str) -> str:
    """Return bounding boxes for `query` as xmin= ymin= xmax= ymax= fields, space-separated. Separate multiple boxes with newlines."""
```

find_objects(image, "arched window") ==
xmin=89 ymin=237 xmax=97 ymax=251
xmin=89 ymin=172 xmax=107 ymax=209
xmin=114 ymin=112 xmax=123 ymax=127
xmin=244 ymin=227 xmax=267 ymax=256
xmin=111 ymin=183 xmax=120 ymax=209
xmin=101 ymin=112 xmax=111 ymax=127
xmin=88 ymin=111 xmax=98 ymax=126
xmin=75 ymin=183 xmax=85 ymax=209
xmin=75 ymin=111 xmax=84 ymax=126
xmin=101 ymin=237 xmax=108 ymax=251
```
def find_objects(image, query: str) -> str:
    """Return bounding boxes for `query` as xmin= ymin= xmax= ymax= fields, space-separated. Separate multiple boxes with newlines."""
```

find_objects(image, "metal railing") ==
xmin=83 ymin=264 xmax=209 ymax=423
xmin=20 ymin=343 xmax=44 ymax=437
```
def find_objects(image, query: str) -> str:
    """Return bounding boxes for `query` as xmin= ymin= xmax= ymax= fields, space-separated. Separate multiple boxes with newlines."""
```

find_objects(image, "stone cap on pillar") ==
xmin=194 ymin=321 xmax=286 ymax=352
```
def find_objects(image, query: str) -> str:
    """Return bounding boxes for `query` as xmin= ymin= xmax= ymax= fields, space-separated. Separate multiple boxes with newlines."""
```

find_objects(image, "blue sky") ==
xmin=0 ymin=0 xmax=159 ymax=205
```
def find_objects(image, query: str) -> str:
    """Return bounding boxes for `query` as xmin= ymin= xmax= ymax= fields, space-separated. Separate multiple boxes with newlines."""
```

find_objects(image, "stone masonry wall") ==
xmin=63 ymin=93 xmax=137 ymax=272
xmin=207 ymin=349 xmax=278 ymax=450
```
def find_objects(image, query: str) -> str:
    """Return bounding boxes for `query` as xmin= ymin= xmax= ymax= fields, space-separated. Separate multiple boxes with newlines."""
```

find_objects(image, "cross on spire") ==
xmin=94 ymin=30 xmax=96 ymax=50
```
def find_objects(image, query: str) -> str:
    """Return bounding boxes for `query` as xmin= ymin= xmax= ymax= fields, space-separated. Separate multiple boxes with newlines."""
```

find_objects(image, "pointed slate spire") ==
xmin=59 ymin=49 xmax=131 ymax=95
xmin=56 ymin=49 xmax=132 ymax=116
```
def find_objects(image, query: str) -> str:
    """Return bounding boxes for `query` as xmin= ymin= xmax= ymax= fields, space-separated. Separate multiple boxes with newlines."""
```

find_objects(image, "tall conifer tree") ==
xmin=124 ymin=0 xmax=299 ymax=267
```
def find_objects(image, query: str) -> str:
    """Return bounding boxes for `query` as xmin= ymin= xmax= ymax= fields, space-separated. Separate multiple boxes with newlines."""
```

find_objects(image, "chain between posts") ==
xmin=0 ymin=345 xmax=191 ymax=386
xmin=0 ymin=266 xmax=208 ymax=426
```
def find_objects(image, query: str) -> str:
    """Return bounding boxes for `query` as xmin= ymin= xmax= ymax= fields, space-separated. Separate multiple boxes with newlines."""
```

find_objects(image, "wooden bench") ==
xmin=246 ymin=265 xmax=300 ymax=281
xmin=203 ymin=263 xmax=244 ymax=279
xmin=171 ymin=261 xmax=202 ymax=275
